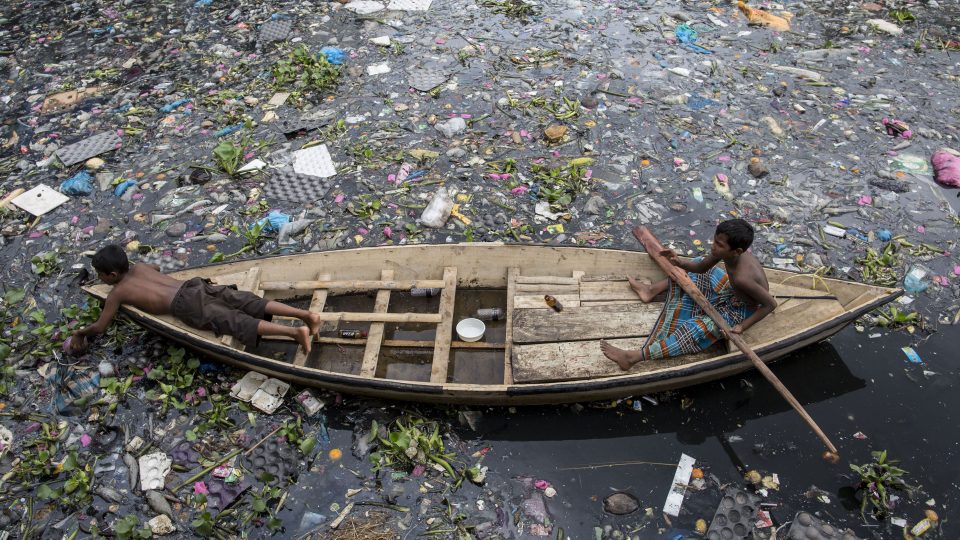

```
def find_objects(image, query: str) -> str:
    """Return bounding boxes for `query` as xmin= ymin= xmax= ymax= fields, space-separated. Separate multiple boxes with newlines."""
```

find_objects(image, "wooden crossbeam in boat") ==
xmin=312 ymin=312 xmax=441 ymax=323
xmin=503 ymin=267 xmax=518 ymax=385
xmin=221 ymin=267 xmax=262 ymax=349
xmin=264 ymin=335 xmax=504 ymax=349
xmin=360 ymin=269 xmax=393 ymax=378
xmin=429 ymin=267 xmax=457 ymax=384
xmin=258 ymin=279 xmax=444 ymax=292
xmin=515 ymin=283 xmax=579 ymax=294
xmin=292 ymin=272 xmax=331 ymax=367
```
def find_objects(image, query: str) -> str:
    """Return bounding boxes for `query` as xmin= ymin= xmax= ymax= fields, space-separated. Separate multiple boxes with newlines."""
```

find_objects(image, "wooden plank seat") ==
xmin=513 ymin=303 xmax=663 ymax=343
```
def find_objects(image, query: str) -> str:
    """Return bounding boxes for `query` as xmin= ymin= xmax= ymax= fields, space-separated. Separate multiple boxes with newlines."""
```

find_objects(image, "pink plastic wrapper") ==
xmin=931 ymin=148 xmax=960 ymax=188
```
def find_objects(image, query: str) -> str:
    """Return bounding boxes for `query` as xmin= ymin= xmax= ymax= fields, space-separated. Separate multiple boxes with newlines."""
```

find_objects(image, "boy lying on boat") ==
xmin=68 ymin=245 xmax=321 ymax=355
xmin=601 ymin=219 xmax=777 ymax=370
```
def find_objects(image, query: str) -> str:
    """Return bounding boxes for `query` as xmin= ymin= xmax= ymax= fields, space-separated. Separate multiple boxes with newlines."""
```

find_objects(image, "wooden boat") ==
xmin=84 ymin=243 xmax=900 ymax=405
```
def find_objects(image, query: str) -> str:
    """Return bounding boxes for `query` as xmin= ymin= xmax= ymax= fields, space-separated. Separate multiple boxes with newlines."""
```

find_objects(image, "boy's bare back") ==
xmin=109 ymin=263 xmax=185 ymax=315
xmin=724 ymin=251 xmax=770 ymax=309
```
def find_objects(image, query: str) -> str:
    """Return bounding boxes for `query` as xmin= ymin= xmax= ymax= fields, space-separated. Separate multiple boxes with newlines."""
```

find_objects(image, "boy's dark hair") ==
xmin=92 ymin=245 xmax=129 ymax=274
xmin=716 ymin=219 xmax=754 ymax=251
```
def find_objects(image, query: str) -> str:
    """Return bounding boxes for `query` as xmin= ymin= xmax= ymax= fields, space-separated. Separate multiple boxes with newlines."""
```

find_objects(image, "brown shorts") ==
xmin=170 ymin=277 xmax=270 ymax=348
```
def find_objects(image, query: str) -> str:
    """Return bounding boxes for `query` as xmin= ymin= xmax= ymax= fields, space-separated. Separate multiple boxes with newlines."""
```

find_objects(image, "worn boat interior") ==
xmin=85 ymin=244 xmax=899 ymax=404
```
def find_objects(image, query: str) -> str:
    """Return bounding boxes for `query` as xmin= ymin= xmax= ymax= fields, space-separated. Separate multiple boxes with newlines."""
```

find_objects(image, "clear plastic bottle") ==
xmin=410 ymin=287 xmax=442 ymax=297
xmin=475 ymin=308 xmax=504 ymax=321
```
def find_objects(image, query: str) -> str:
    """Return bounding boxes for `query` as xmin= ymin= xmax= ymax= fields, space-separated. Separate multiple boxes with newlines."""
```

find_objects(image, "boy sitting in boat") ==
xmin=601 ymin=219 xmax=777 ymax=370
xmin=69 ymin=245 xmax=321 ymax=355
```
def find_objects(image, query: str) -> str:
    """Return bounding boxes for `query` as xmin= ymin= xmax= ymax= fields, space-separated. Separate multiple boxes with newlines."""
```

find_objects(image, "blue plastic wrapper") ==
xmin=194 ymin=0 xmax=212 ymax=6
xmin=214 ymin=123 xmax=244 ymax=137
xmin=675 ymin=24 xmax=712 ymax=54
xmin=320 ymin=46 xmax=345 ymax=65
xmin=877 ymin=229 xmax=893 ymax=242
xmin=114 ymin=179 xmax=138 ymax=197
xmin=60 ymin=171 xmax=94 ymax=196
xmin=160 ymin=98 xmax=191 ymax=113
xmin=254 ymin=210 xmax=290 ymax=233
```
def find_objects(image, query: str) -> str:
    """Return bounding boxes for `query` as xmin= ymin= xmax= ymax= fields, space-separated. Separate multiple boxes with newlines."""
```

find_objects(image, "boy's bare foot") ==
xmin=627 ymin=276 xmax=656 ymax=303
xmin=294 ymin=326 xmax=312 ymax=355
xmin=600 ymin=340 xmax=644 ymax=371
xmin=303 ymin=312 xmax=322 ymax=336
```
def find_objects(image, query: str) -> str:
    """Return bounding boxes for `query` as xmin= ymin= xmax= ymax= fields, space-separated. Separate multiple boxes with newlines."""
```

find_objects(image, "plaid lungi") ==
xmin=643 ymin=263 xmax=754 ymax=360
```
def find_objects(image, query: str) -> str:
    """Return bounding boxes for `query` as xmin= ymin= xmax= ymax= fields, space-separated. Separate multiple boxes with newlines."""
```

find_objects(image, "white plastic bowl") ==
xmin=456 ymin=318 xmax=486 ymax=342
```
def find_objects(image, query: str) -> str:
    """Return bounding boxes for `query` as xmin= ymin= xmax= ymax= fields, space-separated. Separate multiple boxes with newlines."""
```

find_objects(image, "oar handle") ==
xmin=632 ymin=226 xmax=840 ymax=458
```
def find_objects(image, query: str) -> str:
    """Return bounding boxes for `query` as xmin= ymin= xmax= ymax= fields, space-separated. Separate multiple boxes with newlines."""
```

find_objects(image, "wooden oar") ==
xmin=633 ymin=226 xmax=840 ymax=462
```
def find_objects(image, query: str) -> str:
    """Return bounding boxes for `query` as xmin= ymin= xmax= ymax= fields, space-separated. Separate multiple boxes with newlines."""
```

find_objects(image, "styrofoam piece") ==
xmin=706 ymin=487 xmax=760 ymax=540
xmin=148 ymin=515 xmax=176 ymax=535
xmin=55 ymin=131 xmax=122 ymax=166
xmin=408 ymin=68 xmax=449 ymax=92
xmin=0 ymin=425 xmax=12 ymax=458
xmin=231 ymin=371 xmax=268 ymax=401
xmin=344 ymin=1 xmax=384 ymax=14
xmin=10 ymin=184 xmax=69 ymax=216
xmin=293 ymin=144 xmax=337 ymax=178
xmin=387 ymin=0 xmax=432 ymax=11
xmin=663 ymin=453 xmax=695 ymax=517
xmin=138 ymin=452 xmax=171 ymax=491
xmin=367 ymin=63 xmax=391 ymax=76
xmin=786 ymin=511 xmax=860 ymax=540
xmin=259 ymin=19 xmax=292 ymax=43
xmin=251 ymin=378 xmax=290 ymax=414
xmin=265 ymin=167 xmax=331 ymax=202
xmin=370 ymin=36 xmax=392 ymax=46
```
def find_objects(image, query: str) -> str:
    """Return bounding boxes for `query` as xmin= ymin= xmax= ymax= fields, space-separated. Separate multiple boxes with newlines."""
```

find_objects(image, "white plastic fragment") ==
xmin=823 ymin=225 xmax=846 ymax=238
xmin=237 ymin=159 xmax=266 ymax=173
xmin=663 ymin=453 xmax=696 ymax=517
xmin=367 ymin=63 xmax=391 ymax=76
xmin=867 ymin=19 xmax=902 ymax=36
xmin=370 ymin=36 xmax=392 ymax=46
xmin=0 ymin=425 xmax=12 ymax=459
xmin=292 ymin=144 xmax=337 ymax=178
xmin=344 ymin=1 xmax=384 ymax=14
xmin=231 ymin=371 xmax=268 ymax=401
xmin=250 ymin=378 xmax=290 ymax=414
xmin=231 ymin=371 xmax=290 ymax=414
xmin=138 ymin=452 xmax=171 ymax=491
xmin=10 ymin=184 xmax=70 ymax=216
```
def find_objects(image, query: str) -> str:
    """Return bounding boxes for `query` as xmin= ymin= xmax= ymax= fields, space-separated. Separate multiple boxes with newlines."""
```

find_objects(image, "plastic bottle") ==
xmin=410 ymin=287 xmax=442 ymax=297
xmin=419 ymin=187 xmax=454 ymax=228
xmin=544 ymin=295 xmax=563 ymax=312
xmin=475 ymin=308 xmax=504 ymax=321
xmin=903 ymin=264 xmax=930 ymax=294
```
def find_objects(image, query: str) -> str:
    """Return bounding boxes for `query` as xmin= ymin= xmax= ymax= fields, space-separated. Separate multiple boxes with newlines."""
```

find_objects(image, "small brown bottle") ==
xmin=339 ymin=329 xmax=367 ymax=339
xmin=544 ymin=295 xmax=563 ymax=312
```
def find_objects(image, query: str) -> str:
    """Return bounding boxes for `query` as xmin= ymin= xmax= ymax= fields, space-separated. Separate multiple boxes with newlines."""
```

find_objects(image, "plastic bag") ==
xmin=932 ymin=148 xmax=960 ymax=188
xmin=59 ymin=171 xmax=94 ymax=196
xmin=419 ymin=187 xmax=453 ymax=228
xmin=255 ymin=210 xmax=291 ymax=233
xmin=320 ymin=46 xmax=345 ymax=65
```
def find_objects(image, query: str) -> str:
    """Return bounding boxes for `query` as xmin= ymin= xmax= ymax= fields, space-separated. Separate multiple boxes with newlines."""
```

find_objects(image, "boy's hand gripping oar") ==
xmin=633 ymin=226 xmax=840 ymax=463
